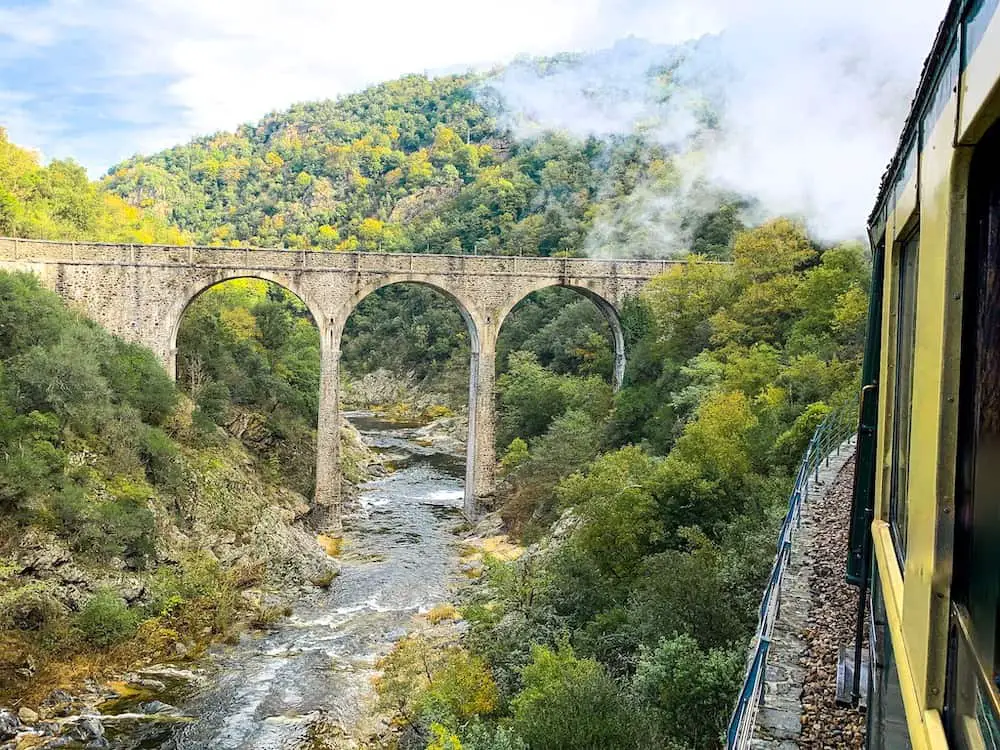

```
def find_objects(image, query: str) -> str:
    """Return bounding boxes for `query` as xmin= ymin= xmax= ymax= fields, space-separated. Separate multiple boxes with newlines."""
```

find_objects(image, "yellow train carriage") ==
xmin=850 ymin=0 xmax=1000 ymax=748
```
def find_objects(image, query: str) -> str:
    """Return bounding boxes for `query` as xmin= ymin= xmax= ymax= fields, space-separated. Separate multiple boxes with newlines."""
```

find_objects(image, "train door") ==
xmin=948 ymin=119 xmax=1000 ymax=748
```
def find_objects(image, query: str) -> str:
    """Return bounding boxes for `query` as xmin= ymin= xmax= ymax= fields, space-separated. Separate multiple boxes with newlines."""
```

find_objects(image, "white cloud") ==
xmin=485 ymin=0 xmax=949 ymax=245
xmin=0 ymin=0 xmax=617 ymax=173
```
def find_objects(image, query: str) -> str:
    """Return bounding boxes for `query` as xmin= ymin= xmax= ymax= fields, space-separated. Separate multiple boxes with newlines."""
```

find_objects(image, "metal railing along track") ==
xmin=725 ymin=409 xmax=856 ymax=749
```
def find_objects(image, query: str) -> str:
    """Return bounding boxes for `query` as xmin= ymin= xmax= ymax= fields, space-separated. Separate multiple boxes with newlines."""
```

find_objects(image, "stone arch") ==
xmin=165 ymin=270 xmax=327 ymax=380
xmin=496 ymin=281 xmax=628 ymax=390
xmin=337 ymin=277 xmax=487 ymax=517
xmin=337 ymin=276 xmax=483 ymax=354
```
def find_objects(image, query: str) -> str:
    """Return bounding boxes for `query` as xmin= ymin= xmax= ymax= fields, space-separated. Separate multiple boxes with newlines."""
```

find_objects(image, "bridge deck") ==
xmin=0 ymin=236 xmax=685 ymax=281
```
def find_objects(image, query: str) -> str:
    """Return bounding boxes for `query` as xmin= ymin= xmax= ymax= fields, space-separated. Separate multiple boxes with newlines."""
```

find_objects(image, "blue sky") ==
xmin=0 ymin=0 xmax=946 ymax=179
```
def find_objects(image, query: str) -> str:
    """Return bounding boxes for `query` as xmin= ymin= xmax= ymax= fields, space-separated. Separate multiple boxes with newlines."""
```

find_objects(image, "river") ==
xmin=108 ymin=413 xmax=466 ymax=749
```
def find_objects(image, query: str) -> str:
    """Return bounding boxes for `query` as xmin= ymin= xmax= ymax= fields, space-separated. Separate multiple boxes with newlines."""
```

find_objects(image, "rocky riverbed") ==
xmin=2 ymin=412 xmax=475 ymax=750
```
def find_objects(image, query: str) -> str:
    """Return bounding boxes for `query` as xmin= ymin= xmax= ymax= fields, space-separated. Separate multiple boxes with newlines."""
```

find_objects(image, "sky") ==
xmin=0 ymin=0 xmax=947 ymax=181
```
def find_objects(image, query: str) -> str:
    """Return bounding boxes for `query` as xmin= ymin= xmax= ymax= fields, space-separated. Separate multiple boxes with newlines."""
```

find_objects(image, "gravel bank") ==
xmin=800 ymin=456 xmax=867 ymax=749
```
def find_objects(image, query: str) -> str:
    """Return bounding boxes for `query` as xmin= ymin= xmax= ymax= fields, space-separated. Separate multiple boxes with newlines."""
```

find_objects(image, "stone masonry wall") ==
xmin=753 ymin=440 xmax=858 ymax=749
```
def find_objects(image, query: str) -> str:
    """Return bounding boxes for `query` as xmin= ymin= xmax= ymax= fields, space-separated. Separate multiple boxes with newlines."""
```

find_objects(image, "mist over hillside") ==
xmin=484 ymin=0 xmax=942 ymax=246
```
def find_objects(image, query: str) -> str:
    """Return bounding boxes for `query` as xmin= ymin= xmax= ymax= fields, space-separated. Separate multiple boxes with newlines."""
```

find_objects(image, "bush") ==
xmin=0 ymin=273 xmax=71 ymax=359
xmin=139 ymin=426 xmax=186 ymax=492
xmin=0 ymin=406 xmax=65 ymax=511
xmin=11 ymin=326 xmax=112 ymax=432
xmin=101 ymin=340 xmax=178 ymax=425
xmin=461 ymin=724 xmax=528 ymax=750
xmin=427 ymin=724 xmax=464 ymax=750
xmin=375 ymin=637 xmax=499 ymax=733
xmin=76 ymin=589 xmax=139 ymax=647
xmin=770 ymin=401 xmax=831 ymax=472
xmin=511 ymin=643 xmax=655 ymax=750
xmin=634 ymin=634 xmax=743 ymax=749
xmin=0 ymin=581 xmax=66 ymax=631
xmin=422 ymin=649 xmax=499 ymax=727
xmin=195 ymin=381 xmax=231 ymax=425
xmin=149 ymin=552 xmax=226 ymax=615
xmin=49 ymin=482 xmax=156 ymax=566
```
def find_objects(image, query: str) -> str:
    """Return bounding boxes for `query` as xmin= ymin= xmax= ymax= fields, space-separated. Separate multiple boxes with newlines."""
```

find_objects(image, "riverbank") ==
xmin=2 ymin=412 xmax=479 ymax=750
xmin=0 ymin=413 xmax=383 ymax=747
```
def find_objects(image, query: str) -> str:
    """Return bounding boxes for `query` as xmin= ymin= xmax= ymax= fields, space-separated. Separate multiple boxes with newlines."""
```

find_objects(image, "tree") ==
xmin=634 ymin=634 xmax=743 ymax=749
xmin=511 ymin=643 xmax=655 ymax=750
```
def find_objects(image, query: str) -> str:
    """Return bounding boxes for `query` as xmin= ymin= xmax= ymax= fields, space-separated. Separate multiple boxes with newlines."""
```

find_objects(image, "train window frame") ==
xmin=948 ymin=118 xmax=1000 ymax=747
xmin=868 ymin=573 xmax=913 ymax=749
xmin=889 ymin=228 xmax=920 ymax=566
xmin=965 ymin=0 xmax=1000 ymax=63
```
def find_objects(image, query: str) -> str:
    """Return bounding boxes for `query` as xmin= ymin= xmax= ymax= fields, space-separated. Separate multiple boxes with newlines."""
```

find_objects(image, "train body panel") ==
xmin=859 ymin=1 xmax=1000 ymax=748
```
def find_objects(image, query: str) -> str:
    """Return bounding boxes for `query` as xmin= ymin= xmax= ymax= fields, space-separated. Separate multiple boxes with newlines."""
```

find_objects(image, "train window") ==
xmin=894 ymin=141 xmax=917 ymax=206
xmin=889 ymin=230 xmax=919 ymax=563
xmin=949 ymin=120 xmax=1000 ymax=746
xmin=922 ymin=41 xmax=959 ymax=139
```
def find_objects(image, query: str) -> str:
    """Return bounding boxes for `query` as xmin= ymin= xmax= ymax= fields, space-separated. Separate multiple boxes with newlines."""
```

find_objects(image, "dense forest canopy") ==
xmin=0 ymin=129 xmax=187 ymax=245
xmin=372 ymin=219 xmax=869 ymax=750
xmin=102 ymin=71 xmax=745 ymax=260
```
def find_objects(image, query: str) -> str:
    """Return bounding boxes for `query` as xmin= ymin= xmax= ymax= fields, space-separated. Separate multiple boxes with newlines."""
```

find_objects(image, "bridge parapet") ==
xmin=0 ymin=236 xmax=674 ymax=276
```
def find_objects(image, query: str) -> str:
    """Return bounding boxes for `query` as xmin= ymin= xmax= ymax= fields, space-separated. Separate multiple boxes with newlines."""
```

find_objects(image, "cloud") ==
xmin=485 ymin=0 xmax=948 ymax=246
xmin=0 ymin=0 xmax=948 ymax=244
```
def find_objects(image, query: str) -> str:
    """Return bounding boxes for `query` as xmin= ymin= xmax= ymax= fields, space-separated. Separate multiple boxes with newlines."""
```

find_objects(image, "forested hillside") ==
xmin=0 ymin=272 xmax=348 ymax=702
xmin=379 ymin=219 xmax=869 ymax=750
xmin=0 ymin=129 xmax=187 ymax=245
xmin=102 ymin=72 xmax=742 ymax=259
xmin=100 ymin=68 xmax=744 ymax=407
xmin=0 ymin=134 xmax=351 ymax=702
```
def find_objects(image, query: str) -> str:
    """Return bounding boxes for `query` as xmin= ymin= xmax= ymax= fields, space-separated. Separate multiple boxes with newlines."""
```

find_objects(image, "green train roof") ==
xmin=869 ymin=0 xmax=998 ymax=234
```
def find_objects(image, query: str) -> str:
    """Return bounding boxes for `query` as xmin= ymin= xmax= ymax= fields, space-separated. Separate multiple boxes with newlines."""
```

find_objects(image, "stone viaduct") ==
xmin=0 ymin=237 xmax=679 ymax=521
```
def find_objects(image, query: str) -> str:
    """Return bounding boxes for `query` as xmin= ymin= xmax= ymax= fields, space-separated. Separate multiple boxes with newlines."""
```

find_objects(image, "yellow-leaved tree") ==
xmin=0 ymin=127 xmax=189 ymax=244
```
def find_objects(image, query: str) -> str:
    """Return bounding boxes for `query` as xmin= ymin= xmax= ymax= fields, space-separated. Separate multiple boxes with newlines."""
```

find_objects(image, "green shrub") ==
xmin=49 ymin=484 xmax=155 ymax=566
xmin=511 ymin=643 xmax=655 ymax=750
xmin=499 ymin=438 xmax=529 ymax=475
xmin=99 ymin=411 xmax=145 ymax=474
xmin=101 ymin=340 xmax=178 ymax=425
xmin=633 ymin=634 xmax=743 ymax=749
xmin=461 ymin=724 xmax=528 ymax=750
xmin=149 ymin=552 xmax=225 ymax=615
xmin=139 ymin=426 xmax=186 ymax=492
xmin=0 ymin=406 xmax=65 ymax=511
xmin=75 ymin=589 xmax=139 ymax=647
xmin=421 ymin=649 xmax=499 ymax=728
xmin=426 ymin=724 xmax=464 ymax=750
xmin=195 ymin=381 xmax=231 ymax=425
xmin=11 ymin=326 xmax=112 ymax=432
xmin=0 ymin=581 xmax=66 ymax=631
xmin=0 ymin=273 xmax=71 ymax=359
xmin=770 ymin=401 xmax=831 ymax=472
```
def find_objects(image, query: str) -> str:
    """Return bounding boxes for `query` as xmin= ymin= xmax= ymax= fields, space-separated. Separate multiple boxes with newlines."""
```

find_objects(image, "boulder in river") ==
xmin=65 ymin=715 xmax=107 ymax=747
xmin=40 ymin=690 xmax=74 ymax=718
xmin=140 ymin=701 xmax=179 ymax=716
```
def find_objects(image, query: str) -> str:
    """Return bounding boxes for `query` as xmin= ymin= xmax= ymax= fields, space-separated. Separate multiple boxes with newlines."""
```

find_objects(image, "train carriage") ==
xmin=850 ymin=0 xmax=1000 ymax=748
